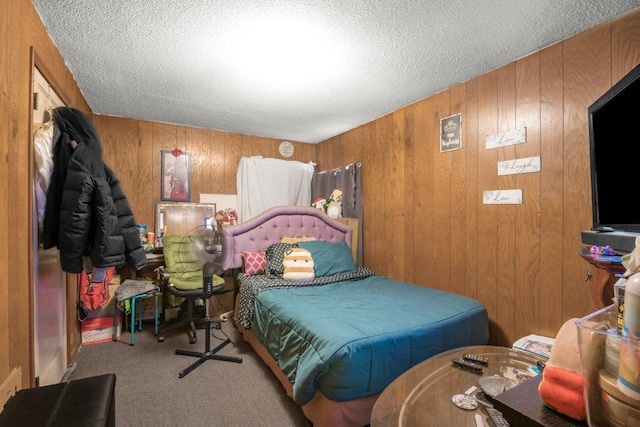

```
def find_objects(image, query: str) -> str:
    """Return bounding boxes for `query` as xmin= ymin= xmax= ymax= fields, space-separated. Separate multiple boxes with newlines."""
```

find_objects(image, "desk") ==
xmin=121 ymin=252 xmax=165 ymax=281
xmin=370 ymin=345 xmax=543 ymax=427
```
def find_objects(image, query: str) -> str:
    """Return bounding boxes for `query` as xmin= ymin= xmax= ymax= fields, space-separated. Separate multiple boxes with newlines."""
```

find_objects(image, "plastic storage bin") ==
xmin=576 ymin=304 xmax=640 ymax=426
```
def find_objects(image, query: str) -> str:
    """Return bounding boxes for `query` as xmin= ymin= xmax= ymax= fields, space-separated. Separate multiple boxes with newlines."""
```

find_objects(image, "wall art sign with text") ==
xmin=440 ymin=113 xmax=462 ymax=152
xmin=486 ymin=127 xmax=526 ymax=150
xmin=482 ymin=189 xmax=523 ymax=205
xmin=497 ymin=156 xmax=541 ymax=176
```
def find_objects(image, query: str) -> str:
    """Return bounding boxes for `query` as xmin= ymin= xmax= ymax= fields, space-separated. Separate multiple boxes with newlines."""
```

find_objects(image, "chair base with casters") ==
xmin=155 ymin=285 xmax=200 ymax=344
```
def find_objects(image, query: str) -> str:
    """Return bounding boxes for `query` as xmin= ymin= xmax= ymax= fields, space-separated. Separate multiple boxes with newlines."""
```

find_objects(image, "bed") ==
xmin=221 ymin=206 xmax=489 ymax=427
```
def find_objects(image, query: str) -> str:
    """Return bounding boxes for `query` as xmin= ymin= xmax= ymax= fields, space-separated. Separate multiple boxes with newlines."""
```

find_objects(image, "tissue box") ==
xmin=576 ymin=304 xmax=640 ymax=426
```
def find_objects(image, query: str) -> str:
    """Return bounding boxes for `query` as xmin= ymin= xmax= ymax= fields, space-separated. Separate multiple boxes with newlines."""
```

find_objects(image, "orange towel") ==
xmin=538 ymin=365 xmax=585 ymax=420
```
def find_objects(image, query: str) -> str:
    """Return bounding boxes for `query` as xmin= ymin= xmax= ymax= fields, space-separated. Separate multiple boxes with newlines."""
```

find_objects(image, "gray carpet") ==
xmin=67 ymin=319 xmax=310 ymax=427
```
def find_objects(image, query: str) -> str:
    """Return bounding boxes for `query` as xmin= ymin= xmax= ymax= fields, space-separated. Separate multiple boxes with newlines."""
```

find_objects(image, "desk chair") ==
xmin=174 ymin=260 xmax=242 ymax=378
xmin=156 ymin=234 xmax=212 ymax=344
xmin=157 ymin=234 xmax=242 ymax=377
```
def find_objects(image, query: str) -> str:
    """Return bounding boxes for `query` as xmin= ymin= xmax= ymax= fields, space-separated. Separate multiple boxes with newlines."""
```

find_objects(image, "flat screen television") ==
xmin=582 ymin=62 xmax=640 ymax=253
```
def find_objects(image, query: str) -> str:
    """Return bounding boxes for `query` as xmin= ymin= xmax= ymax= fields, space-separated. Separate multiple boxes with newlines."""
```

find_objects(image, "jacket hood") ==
xmin=52 ymin=107 xmax=102 ymax=155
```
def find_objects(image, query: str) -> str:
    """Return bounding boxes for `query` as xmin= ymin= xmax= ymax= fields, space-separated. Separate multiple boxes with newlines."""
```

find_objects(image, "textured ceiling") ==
xmin=33 ymin=1 xmax=640 ymax=144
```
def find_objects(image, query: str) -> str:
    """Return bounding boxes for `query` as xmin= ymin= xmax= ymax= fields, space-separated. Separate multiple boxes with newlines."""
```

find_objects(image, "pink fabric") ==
xmin=242 ymin=251 xmax=266 ymax=275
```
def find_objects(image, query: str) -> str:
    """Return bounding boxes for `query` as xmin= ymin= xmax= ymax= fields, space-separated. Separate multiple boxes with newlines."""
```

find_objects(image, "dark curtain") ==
xmin=311 ymin=162 xmax=363 ymax=266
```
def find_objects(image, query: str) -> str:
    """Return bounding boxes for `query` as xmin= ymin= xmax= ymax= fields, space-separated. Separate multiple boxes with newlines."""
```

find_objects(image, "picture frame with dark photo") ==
xmin=440 ymin=113 xmax=462 ymax=152
xmin=161 ymin=149 xmax=192 ymax=202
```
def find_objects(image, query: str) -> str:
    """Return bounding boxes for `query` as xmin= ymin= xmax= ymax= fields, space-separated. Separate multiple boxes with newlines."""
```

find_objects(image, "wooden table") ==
xmin=578 ymin=248 xmax=625 ymax=309
xmin=370 ymin=345 xmax=543 ymax=427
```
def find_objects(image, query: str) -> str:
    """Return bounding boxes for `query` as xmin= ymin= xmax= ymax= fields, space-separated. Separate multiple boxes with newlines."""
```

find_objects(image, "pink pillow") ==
xmin=242 ymin=251 xmax=267 ymax=276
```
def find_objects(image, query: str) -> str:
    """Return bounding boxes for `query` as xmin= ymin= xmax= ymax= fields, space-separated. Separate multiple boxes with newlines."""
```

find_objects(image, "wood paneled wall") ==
xmin=316 ymin=10 xmax=640 ymax=346
xmin=2 ymin=0 xmax=639 ymax=395
xmin=0 ymin=0 xmax=315 ymax=392
xmin=94 ymin=117 xmax=315 ymax=230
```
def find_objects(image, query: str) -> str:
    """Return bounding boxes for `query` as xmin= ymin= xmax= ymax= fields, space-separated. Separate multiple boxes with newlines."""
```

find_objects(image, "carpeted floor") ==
xmin=67 ymin=318 xmax=310 ymax=427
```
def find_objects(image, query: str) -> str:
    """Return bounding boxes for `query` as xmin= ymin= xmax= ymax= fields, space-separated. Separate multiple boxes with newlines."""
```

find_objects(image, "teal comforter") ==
xmin=241 ymin=273 xmax=489 ymax=405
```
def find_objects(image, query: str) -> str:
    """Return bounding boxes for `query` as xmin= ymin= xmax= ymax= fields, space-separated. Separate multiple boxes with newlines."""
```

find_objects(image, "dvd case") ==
xmin=512 ymin=334 xmax=555 ymax=359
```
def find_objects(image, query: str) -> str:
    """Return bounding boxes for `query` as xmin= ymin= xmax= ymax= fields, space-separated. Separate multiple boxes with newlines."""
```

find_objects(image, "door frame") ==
xmin=28 ymin=48 xmax=73 ymax=387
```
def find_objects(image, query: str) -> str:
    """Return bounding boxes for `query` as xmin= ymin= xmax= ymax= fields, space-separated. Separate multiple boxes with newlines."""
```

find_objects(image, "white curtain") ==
xmin=236 ymin=156 xmax=315 ymax=223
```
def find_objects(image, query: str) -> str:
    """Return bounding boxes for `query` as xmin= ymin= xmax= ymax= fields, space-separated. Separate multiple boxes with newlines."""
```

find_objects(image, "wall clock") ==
xmin=279 ymin=141 xmax=294 ymax=158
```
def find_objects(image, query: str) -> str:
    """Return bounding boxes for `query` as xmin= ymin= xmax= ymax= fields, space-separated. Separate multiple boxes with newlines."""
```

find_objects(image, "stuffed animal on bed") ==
xmin=282 ymin=247 xmax=315 ymax=281
xmin=325 ymin=189 xmax=343 ymax=218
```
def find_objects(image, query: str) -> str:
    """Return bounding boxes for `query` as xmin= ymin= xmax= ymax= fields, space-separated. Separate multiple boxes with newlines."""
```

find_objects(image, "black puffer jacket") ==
xmin=43 ymin=107 xmax=147 ymax=273
xmin=104 ymin=164 xmax=148 ymax=271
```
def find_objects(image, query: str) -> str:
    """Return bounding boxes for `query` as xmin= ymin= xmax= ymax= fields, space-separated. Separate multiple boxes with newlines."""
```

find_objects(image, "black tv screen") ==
xmin=589 ymin=62 xmax=640 ymax=233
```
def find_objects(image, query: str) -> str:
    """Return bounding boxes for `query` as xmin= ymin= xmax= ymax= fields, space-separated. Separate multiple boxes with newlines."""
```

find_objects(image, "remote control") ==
xmin=482 ymin=405 xmax=510 ymax=427
xmin=451 ymin=358 xmax=484 ymax=371
xmin=463 ymin=353 xmax=488 ymax=365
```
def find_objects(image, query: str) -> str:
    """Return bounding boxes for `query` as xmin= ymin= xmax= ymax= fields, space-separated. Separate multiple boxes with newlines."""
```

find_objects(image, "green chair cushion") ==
xmin=162 ymin=234 xmax=224 ymax=291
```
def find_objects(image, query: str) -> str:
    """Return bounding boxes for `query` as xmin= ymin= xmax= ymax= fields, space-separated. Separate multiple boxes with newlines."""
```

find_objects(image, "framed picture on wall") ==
xmin=161 ymin=149 xmax=192 ymax=202
xmin=440 ymin=113 xmax=462 ymax=152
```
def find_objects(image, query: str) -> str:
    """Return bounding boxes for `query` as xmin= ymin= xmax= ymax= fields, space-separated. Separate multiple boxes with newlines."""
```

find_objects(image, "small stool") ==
xmin=0 ymin=373 xmax=116 ymax=426
xmin=128 ymin=291 xmax=160 ymax=345
xmin=114 ymin=280 xmax=161 ymax=345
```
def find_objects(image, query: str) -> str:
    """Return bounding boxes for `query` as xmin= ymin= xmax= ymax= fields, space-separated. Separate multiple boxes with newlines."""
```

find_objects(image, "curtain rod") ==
xmin=316 ymin=161 xmax=361 ymax=174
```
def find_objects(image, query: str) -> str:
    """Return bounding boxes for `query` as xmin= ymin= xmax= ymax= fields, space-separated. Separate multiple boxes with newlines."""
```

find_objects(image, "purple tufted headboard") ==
xmin=221 ymin=206 xmax=352 ymax=270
